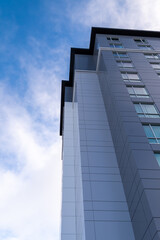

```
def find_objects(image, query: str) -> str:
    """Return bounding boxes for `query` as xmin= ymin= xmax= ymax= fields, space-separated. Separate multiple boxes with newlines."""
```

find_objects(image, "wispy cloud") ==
xmin=70 ymin=0 xmax=160 ymax=30
xmin=0 ymin=37 xmax=66 ymax=239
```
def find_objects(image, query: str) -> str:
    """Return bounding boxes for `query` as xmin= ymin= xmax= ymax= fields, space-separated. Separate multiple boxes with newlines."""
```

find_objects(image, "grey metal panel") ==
xmin=61 ymin=235 xmax=76 ymax=240
xmin=94 ymin=221 xmax=135 ymax=240
xmin=91 ymin=181 xmax=126 ymax=201
xmin=96 ymin=34 xmax=160 ymax=240
xmin=61 ymin=216 xmax=76 ymax=234
xmin=75 ymin=55 xmax=96 ymax=70
xmin=92 ymin=201 xmax=128 ymax=211
xmin=93 ymin=211 xmax=130 ymax=221
xmin=65 ymin=87 xmax=73 ymax=102
xmin=84 ymin=221 xmax=96 ymax=240
xmin=75 ymin=70 xmax=135 ymax=239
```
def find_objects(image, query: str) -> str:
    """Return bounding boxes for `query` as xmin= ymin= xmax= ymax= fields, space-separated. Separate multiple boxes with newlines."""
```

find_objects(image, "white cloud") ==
xmin=70 ymin=0 xmax=160 ymax=30
xmin=0 ymin=41 xmax=64 ymax=239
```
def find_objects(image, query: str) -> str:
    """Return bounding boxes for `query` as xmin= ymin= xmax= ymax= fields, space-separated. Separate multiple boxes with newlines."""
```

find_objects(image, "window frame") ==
xmin=143 ymin=124 xmax=160 ymax=144
xmin=134 ymin=39 xmax=147 ymax=44
xmin=144 ymin=53 xmax=159 ymax=60
xmin=110 ymin=43 xmax=123 ymax=48
xmin=127 ymin=86 xmax=149 ymax=98
xmin=113 ymin=51 xmax=128 ymax=58
xmin=107 ymin=37 xmax=119 ymax=41
xmin=154 ymin=152 xmax=160 ymax=166
xmin=138 ymin=45 xmax=153 ymax=50
xmin=121 ymin=71 xmax=140 ymax=82
xmin=150 ymin=62 xmax=160 ymax=69
xmin=117 ymin=60 xmax=134 ymax=68
xmin=157 ymin=72 xmax=160 ymax=77
xmin=134 ymin=103 xmax=160 ymax=118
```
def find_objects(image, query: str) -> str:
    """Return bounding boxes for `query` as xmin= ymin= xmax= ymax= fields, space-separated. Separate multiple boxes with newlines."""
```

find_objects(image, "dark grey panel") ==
xmin=75 ymin=55 xmax=96 ymax=70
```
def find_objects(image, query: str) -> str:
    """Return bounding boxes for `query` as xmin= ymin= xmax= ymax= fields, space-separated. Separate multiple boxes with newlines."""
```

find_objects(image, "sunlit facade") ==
xmin=60 ymin=27 xmax=160 ymax=240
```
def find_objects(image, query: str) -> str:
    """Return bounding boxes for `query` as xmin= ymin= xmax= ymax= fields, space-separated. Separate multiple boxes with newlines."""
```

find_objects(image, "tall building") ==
xmin=60 ymin=27 xmax=160 ymax=240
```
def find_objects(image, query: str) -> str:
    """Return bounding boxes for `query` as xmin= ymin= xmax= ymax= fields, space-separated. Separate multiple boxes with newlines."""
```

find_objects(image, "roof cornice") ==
xmin=60 ymin=27 xmax=160 ymax=135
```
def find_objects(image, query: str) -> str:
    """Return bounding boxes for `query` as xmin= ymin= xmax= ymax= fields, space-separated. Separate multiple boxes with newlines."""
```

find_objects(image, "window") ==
xmin=134 ymin=103 xmax=160 ymax=118
xmin=143 ymin=125 xmax=160 ymax=143
xmin=134 ymin=39 xmax=147 ymax=44
xmin=138 ymin=45 xmax=152 ymax=50
xmin=117 ymin=61 xmax=133 ymax=68
xmin=144 ymin=53 xmax=159 ymax=59
xmin=154 ymin=153 xmax=160 ymax=166
xmin=157 ymin=73 xmax=160 ymax=77
xmin=113 ymin=52 xmax=128 ymax=58
xmin=121 ymin=72 xmax=140 ymax=82
xmin=110 ymin=43 xmax=123 ymax=48
xmin=127 ymin=86 xmax=149 ymax=98
xmin=107 ymin=37 xmax=119 ymax=41
xmin=151 ymin=62 xmax=160 ymax=69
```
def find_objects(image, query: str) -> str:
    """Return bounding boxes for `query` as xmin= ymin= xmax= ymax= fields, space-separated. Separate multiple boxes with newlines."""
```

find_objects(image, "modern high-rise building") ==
xmin=60 ymin=27 xmax=160 ymax=240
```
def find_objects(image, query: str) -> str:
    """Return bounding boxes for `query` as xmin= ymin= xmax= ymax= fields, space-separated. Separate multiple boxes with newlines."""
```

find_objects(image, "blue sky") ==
xmin=0 ymin=0 xmax=160 ymax=240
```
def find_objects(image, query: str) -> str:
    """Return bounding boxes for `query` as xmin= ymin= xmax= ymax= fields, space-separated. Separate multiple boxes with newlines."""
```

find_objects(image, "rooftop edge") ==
xmin=60 ymin=27 xmax=160 ymax=135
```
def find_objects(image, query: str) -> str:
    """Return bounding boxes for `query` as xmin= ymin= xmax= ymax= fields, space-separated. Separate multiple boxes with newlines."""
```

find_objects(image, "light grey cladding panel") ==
xmin=74 ymin=70 xmax=135 ymax=240
xmin=61 ymin=102 xmax=85 ymax=240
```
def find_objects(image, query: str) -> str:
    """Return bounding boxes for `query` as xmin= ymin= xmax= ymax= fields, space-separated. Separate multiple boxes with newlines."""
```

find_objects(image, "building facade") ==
xmin=60 ymin=27 xmax=160 ymax=240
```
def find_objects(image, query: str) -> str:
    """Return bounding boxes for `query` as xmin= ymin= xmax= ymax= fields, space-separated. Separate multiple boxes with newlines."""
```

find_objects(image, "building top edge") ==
xmin=60 ymin=27 xmax=160 ymax=135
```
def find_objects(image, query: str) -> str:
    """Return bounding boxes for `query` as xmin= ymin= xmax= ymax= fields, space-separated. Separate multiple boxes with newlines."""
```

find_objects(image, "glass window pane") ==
xmin=112 ymin=38 xmax=119 ymax=41
xmin=139 ymin=45 xmax=152 ymax=50
xmin=139 ymin=46 xmax=146 ymax=49
xmin=145 ymin=54 xmax=153 ymax=59
xmin=108 ymin=37 xmax=119 ymax=41
xmin=128 ymin=73 xmax=139 ymax=79
xmin=149 ymin=138 xmax=157 ymax=143
xmin=116 ymin=45 xmax=123 ymax=48
xmin=152 ymin=63 xmax=160 ymax=69
xmin=146 ymin=114 xmax=160 ymax=118
xmin=134 ymin=87 xmax=147 ymax=95
xmin=145 ymin=54 xmax=158 ymax=59
xmin=121 ymin=73 xmax=127 ymax=79
xmin=127 ymin=87 xmax=134 ymax=94
xmin=135 ymin=39 xmax=141 ymax=42
xmin=123 ymin=62 xmax=133 ymax=67
xmin=113 ymin=52 xmax=118 ymax=57
xmin=143 ymin=125 xmax=154 ymax=138
xmin=154 ymin=55 xmax=159 ymax=59
xmin=154 ymin=153 xmax=160 ymax=166
xmin=141 ymin=104 xmax=157 ymax=114
xmin=134 ymin=104 xmax=143 ymax=113
xmin=117 ymin=61 xmax=122 ymax=67
xmin=152 ymin=126 xmax=160 ymax=138
xmin=119 ymin=52 xmax=128 ymax=57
